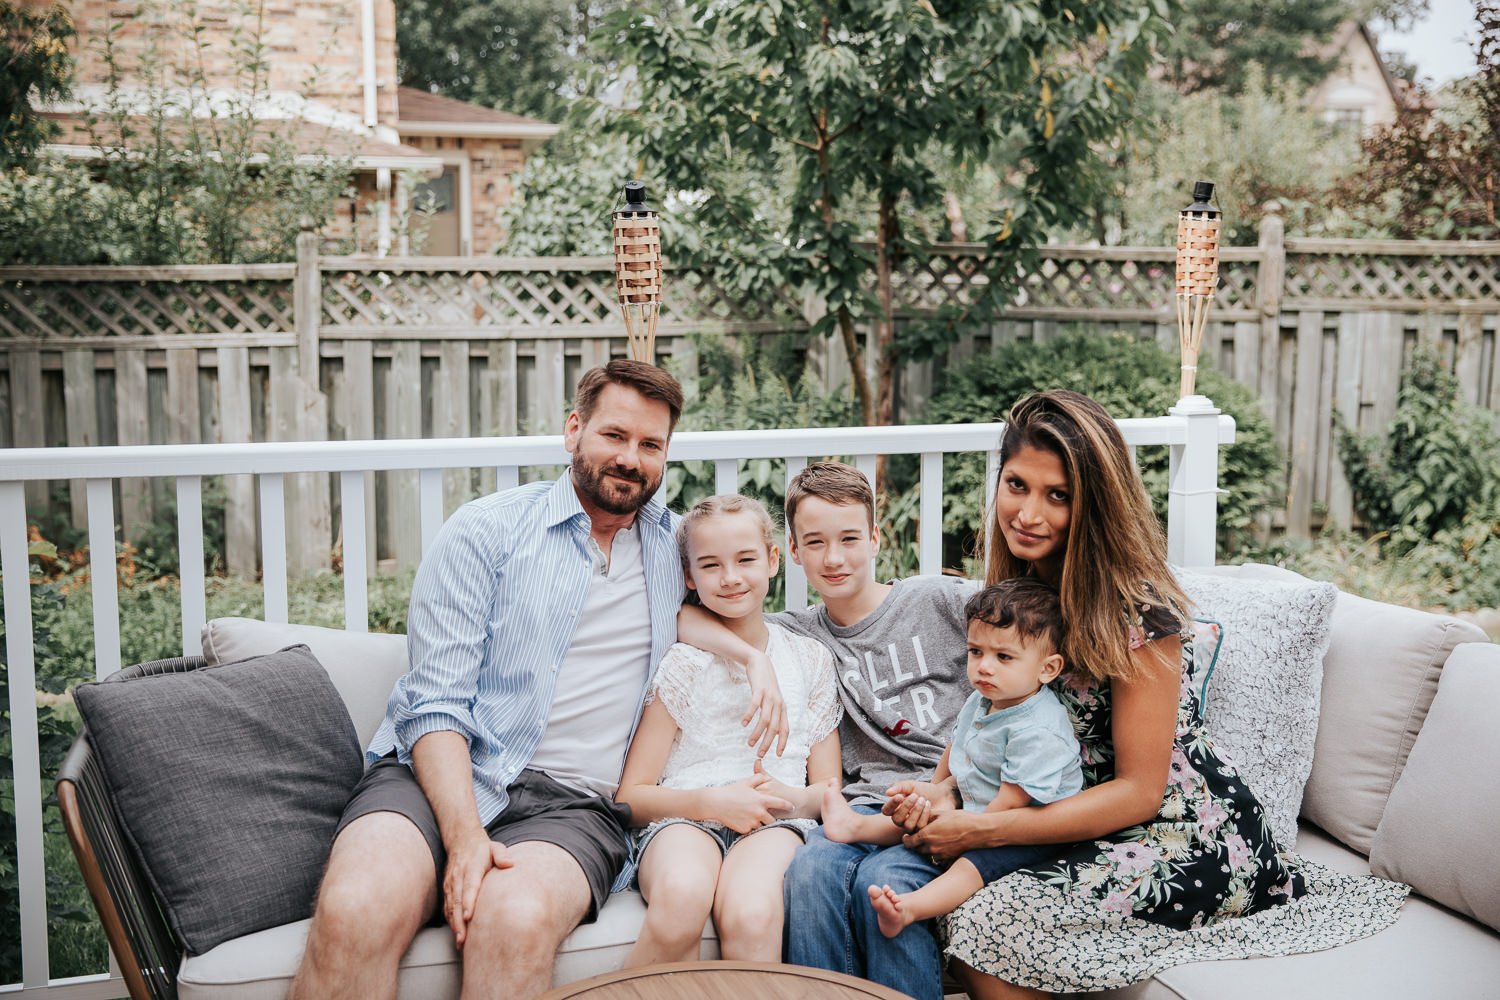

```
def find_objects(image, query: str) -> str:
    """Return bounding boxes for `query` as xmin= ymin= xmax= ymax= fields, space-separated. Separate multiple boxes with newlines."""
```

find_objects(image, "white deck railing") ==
xmin=1 ymin=406 xmax=1232 ymax=997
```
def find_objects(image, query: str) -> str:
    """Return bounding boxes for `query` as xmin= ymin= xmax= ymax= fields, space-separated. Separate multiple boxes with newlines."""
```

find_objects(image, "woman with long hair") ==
xmin=894 ymin=389 xmax=1404 ymax=997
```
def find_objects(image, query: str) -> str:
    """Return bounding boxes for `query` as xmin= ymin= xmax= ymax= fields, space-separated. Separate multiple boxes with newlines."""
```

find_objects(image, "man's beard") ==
xmin=571 ymin=452 xmax=661 ymax=516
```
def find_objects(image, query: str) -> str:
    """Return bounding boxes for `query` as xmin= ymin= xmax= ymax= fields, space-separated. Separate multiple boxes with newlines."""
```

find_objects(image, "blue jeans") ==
xmin=783 ymin=807 xmax=945 ymax=1000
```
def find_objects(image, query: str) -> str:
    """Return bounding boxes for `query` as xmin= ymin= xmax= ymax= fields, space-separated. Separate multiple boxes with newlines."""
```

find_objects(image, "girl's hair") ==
xmin=985 ymin=390 xmax=1189 ymax=683
xmin=676 ymin=493 xmax=779 ymax=572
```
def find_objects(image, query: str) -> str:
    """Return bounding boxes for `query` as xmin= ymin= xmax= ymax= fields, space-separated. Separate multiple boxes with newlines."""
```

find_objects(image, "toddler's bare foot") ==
xmin=820 ymin=781 xmax=860 ymax=843
xmin=868 ymin=884 xmax=914 ymax=938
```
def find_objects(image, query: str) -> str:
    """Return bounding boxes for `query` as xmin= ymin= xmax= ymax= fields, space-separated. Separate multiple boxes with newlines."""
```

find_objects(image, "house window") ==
xmin=413 ymin=172 xmax=454 ymax=213
xmin=1327 ymin=108 xmax=1365 ymax=130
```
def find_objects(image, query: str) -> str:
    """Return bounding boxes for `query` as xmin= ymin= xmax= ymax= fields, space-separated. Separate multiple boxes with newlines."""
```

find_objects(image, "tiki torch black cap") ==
xmin=615 ymin=180 xmax=656 ymax=217
xmin=1183 ymin=180 xmax=1220 ymax=218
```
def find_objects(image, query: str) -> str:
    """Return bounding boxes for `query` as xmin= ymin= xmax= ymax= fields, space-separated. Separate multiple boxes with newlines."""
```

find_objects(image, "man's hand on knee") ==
xmin=444 ymin=829 xmax=514 ymax=948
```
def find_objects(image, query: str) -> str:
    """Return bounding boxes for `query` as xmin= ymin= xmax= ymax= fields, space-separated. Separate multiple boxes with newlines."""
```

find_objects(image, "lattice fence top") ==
xmin=319 ymin=263 xmax=803 ymax=330
xmin=891 ymin=249 xmax=1256 ymax=314
xmin=1285 ymin=251 xmax=1500 ymax=303
xmin=0 ymin=276 xmax=295 ymax=339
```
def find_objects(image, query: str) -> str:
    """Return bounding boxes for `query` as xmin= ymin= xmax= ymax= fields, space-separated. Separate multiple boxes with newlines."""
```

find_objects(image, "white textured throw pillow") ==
xmin=1176 ymin=570 xmax=1338 ymax=849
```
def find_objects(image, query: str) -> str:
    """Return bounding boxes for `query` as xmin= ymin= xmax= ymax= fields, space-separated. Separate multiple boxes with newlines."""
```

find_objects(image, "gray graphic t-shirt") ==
xmin=772 ymin=575 xmax=977 ymax=806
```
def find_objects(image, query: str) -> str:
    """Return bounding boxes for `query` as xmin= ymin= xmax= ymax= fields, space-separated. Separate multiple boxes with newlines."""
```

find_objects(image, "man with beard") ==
xmin=289 ymin=360 xmax=785 ymax=1000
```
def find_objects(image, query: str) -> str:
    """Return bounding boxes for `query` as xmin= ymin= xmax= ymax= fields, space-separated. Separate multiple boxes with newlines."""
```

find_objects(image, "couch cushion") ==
xmin=202 ymin=617 xmax=410 ymax=749
xmin=1177 ymin=569 xmax=1337 ymax=848
xmin=1085 ymin=824 xmax=1500 ymax=1000
xmin=176 ymin=891 xmax=718 ymax=999
xmin=73 ymin=646 xmax=364 ymax=955
xmin=1191 ymin=563 xmax=1489 ymax=856
xmin=1369 ymin=642 xmax=1500 ymax=932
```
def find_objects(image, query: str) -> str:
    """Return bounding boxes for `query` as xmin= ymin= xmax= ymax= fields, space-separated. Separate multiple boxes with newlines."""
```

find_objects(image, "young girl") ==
xmin=615 ymin=494 xmax=842 ymax=965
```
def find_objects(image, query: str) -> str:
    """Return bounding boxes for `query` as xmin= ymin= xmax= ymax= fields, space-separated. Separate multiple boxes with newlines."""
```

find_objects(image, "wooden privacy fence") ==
xmin=3 ymin=206 xmax=1499 ymax=571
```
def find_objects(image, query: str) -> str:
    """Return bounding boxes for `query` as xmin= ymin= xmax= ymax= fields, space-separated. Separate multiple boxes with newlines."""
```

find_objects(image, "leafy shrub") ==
xmin=1337 ymin=349 xmax=1500 ymax=539
xmin=917 ymin=331 xmax=1282 ymax=563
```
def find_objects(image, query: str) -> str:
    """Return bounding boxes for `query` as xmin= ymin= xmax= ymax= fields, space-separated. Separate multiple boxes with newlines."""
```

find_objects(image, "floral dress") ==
xmin=941 ymin=599 xmax=1410 ymax=992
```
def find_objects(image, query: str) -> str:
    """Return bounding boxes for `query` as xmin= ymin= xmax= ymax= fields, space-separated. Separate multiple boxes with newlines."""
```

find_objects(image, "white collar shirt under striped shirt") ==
xmin=365 ymin=472 xmax=684 ymax=826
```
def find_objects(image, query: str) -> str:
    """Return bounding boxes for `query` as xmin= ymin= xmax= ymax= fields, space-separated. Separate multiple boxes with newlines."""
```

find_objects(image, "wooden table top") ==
xmin=536 ymin=961 xmax=918 ymax=1000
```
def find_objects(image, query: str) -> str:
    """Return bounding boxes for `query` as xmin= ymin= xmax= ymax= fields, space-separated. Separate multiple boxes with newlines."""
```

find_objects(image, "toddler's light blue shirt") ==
xmin=949 ymin=684 xmax=1083 ymax=809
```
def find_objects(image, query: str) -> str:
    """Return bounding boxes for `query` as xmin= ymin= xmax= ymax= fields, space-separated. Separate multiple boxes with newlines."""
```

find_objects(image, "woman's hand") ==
xmin=743 ymin=648 xmax=789 ymax=757
xmin=708 ymin=773 xmax=794 ymax=834
xmin=902 ymin=809 xmax=996 ymax=866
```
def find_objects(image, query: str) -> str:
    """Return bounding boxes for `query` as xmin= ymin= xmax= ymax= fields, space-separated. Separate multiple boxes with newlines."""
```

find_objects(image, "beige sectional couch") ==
xmin=60 ymin=564 xmax=1500 ymax=999
xmin=1098 ymin=564 xmax=1500 ymax=1000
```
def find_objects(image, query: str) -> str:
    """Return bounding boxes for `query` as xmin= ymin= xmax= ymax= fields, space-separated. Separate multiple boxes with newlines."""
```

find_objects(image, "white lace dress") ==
xmin=626 ymin=623 xmax=842 ymax=868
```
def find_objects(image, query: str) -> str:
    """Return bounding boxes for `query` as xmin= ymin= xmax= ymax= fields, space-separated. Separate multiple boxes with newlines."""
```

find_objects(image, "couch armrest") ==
xmin=56 ymin=656 xmax=206 ymax=1000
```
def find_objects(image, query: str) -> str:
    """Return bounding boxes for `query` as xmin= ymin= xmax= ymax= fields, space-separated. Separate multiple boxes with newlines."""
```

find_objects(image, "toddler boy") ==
xmin=821 ymin=577 xmax=1083 ymax=937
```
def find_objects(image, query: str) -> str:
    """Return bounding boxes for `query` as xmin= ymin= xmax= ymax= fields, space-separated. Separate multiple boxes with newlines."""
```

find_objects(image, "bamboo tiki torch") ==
xmin=1175 ymin=180 xmax=1221 ymax=399
xmin=612 ymin=181 xmax=663 ymax=363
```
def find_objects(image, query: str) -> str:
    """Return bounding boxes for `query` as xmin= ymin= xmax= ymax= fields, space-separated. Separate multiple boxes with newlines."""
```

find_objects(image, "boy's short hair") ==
xmin=965 ymin=578 xmax=1065 ymax=653
xmin=784 ymin=462 xmax=875 ymax=540
xmin=573 ymin=359 xmax=684 ymax=433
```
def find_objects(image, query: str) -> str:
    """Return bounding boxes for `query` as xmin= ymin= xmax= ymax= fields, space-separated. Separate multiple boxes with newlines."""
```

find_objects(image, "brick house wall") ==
xmin=56 ymin=1 xmax=558 ymax=256
xmin=66 ymin=0 xmax=400 ymax=126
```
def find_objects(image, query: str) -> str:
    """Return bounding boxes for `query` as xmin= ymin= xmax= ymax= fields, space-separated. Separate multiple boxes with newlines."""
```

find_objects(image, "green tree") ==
xmin=1112 ymin=70 xmax=1360 ymax=246
xmin=396 ymin=0 xmax=629 ymax=121
xmin=591 ymin=0 xmax=1170 ymax=428
xmin=1333 ymin=2 xmax=1500 ymax=239
xmin=0 ymin=0 xmax=74 ymax=169
xmin=1160 ymin=0 xmax=1346 ymax=94
xmin=496 ymin=130 xmax=629 ymax=255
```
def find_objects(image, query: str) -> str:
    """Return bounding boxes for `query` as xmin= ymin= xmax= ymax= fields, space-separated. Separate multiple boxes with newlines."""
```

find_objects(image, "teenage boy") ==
xmin=678 ymin=461 xmax=973 ymax=1000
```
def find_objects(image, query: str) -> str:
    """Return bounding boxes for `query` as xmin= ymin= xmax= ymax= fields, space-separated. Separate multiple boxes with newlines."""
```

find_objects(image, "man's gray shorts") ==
xmin=334 ymin=755 xmax=630 ymax=921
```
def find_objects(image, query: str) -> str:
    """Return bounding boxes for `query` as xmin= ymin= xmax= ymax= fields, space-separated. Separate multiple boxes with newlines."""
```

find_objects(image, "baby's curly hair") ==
xmin=964 ymin=577 xmax=1066 ymax=654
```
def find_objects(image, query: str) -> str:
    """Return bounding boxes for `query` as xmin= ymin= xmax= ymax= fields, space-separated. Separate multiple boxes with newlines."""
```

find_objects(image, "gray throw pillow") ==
xmin=73 ymin=644 xmax=364 ymax=955
xmin=1177 ymin=569 xmax=1338 ymax=849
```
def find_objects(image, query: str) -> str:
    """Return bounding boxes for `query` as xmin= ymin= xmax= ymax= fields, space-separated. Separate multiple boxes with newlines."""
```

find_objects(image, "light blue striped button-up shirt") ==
xmin=365 ymin=473 xmax=684 ymax=826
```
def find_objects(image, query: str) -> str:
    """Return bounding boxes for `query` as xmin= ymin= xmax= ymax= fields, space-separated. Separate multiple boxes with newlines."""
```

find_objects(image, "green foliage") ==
xmin=1337 ymin=349 xmax=1500 ymax=539
xmin=918 ymin=331 xmax=1282 ymax=560
xmin=589 ymin=0 xmax=1170 ymax=425
xmin=396 ymin=0 xmax=628 ymax=121
xmin=0 ymin=0 xmax=74 ymax=170
xmin=0 ymin=157 xmax=145 ymax=265
xmin=1236 ymin=516 xmax=1500 ymax=616
xmin=496 ymin=130 xmax=630 ymax=256
xmin=1332 ymin=4 xmax=1500 ymax=240
xmin=1112 ymin=71 xmax=1360 ymax=246
xmin=1158 ymin=0 xmax=1345 ymax=95
xmin=4 ymin=0 xmax=354 ymax=265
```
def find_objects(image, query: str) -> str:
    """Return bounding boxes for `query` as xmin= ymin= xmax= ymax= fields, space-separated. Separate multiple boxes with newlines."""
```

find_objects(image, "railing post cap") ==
xmin=1170 ymin=394 xmax=1221 ymax=416
xmin=1262 ymin=200 xmax=1284 ymax=216
xmin=298 ymin=217 xmax=316 ymax=233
